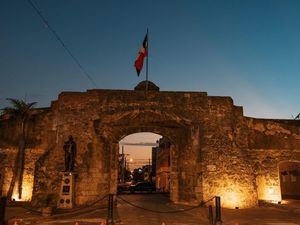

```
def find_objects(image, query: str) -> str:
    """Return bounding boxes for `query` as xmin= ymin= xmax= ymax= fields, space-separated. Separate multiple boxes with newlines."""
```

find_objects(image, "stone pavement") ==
xmin=4 ymin=194 xmax=300 ymax=225
xmin=5 ymin=205 xmax=107 ymax=225
xmin=116 ymin=194 xmax=300 ymax=225
xmin=116 ymin=194 xmax=208 ymax=225
xmin=221 ymin=207 xmax=300 ymax=225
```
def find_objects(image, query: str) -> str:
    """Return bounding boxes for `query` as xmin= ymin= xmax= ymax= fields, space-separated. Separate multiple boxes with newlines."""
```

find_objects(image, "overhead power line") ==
xmin=26 ymin=0 xmax=97 ymax=87
xmin=119 ymin=142 xmax=158 ymax=147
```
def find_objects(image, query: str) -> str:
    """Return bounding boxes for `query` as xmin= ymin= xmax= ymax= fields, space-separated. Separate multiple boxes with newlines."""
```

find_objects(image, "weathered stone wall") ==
xmin=200 ymin=97 xmax=258 ymax=208
xmin=0 ymin=108 xmax=55 ymax=201
xmin=0 ymin=152 xmax=7 ymax=195
xmin=0 ymin=88 xmax=300 ymax=208
xmin=245 ymin=118 xmax=300 ymax=203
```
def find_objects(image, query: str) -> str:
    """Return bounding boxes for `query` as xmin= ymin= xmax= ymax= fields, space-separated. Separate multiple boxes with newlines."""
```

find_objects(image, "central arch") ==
xmin=93 ymin=107 xmax=201 ymax=204
xmin=110 ymin=127 xmax=183 ymax=203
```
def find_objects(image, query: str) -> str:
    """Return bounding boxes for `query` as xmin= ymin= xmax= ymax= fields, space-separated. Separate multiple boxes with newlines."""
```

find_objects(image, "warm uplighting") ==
xmin=256 ymin=176 xmax=282 ymax=203
xmin=129 ymin=158 xmax=133 ymax=162
xmin=267 ymin=186 xmax=275 ymax=195
xmin=11 ymin=180 xmax=34 ymax=201
xmin=12 ymin=193 xmax=21 ymax=202
xmin=264 ymin=185 xmax=281 ymax=203
xmin=218 ymin=188 xmax=242 ymax=209
xmin=215 ymin=184 xmax=254 ymax=209
xmin=221 ymin=190 xmax=239 ymax=209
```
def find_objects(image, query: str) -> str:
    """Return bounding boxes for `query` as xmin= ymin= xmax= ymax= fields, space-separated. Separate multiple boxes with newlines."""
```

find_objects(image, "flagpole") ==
xmin=146 ymin=28 xmax=149 ymax=94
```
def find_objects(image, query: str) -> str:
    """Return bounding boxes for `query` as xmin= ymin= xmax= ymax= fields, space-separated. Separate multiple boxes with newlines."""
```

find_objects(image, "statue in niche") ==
xmin=63 ymin=135 xmax=77 ymax=171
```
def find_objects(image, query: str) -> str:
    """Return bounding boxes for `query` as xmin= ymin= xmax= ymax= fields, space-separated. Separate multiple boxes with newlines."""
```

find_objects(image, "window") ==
xmin=282 ymin=175 xmax=286 ymax=183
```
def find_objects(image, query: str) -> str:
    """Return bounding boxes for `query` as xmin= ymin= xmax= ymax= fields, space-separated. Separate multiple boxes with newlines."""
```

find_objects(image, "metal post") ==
xmin=121 ymin=146 xmax=125 ymax=183
xmin=106 ymin=194 xmax=115 ymax=225
xmin=0 ymin=197 xmax=7 ymax=225
xmin=208 ymin=205 xmax=213 ymax=225
xmin=215 ymin=196 xmax=221 ymax=224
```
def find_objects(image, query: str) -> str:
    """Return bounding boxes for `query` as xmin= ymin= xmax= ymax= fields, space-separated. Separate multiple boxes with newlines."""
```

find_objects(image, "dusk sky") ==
xmin=1 ymin=0 xmax=300 ymax=119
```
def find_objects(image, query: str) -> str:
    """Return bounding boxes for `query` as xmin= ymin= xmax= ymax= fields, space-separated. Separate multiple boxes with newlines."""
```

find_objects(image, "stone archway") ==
xmin=279 ymin=161 xmax=300 ymax=200
xmin=92 ymin=108 xmax=202 ymax=204
xmin=99 ymin=125 xmax=186 ymax=204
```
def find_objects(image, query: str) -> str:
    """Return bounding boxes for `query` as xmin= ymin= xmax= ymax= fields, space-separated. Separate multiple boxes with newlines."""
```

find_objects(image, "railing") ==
xmin=1 ymin=193 xmax=222 ymax=225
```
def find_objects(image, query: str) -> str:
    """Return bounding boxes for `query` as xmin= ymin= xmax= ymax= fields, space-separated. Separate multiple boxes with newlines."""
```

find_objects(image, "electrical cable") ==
xmin=26 ymin=0 xmax=97 ymax=87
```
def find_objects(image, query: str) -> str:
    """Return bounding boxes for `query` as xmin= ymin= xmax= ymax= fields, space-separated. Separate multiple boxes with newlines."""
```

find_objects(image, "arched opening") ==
xmin=117 ymin=132 xmax=173 ymax=197
xmin=279 ymin=161 xmax=300 ymax=200
xmin=95 ymin=109 xmax=192 ymax=204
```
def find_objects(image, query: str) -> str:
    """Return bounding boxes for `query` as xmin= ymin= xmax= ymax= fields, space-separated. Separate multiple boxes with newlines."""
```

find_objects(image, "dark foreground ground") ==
xmin=4 ymin=194 xmax=300 ymax=225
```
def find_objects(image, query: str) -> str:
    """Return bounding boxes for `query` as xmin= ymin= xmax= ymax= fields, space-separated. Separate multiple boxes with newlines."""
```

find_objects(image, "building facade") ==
xmin=1 ymin=82 xmax=300 ymax=208
xmin=155 ymin=137 xmax=171 ymax=192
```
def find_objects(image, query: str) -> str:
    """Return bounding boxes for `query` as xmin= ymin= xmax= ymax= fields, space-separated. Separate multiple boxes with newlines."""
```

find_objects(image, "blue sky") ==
xmin=1 ymin=0 xmax=300 ymax=119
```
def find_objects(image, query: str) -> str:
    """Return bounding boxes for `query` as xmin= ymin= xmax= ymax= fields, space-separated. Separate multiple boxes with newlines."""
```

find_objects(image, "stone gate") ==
xmin=1 ymin=81 xmax=300 ymax=208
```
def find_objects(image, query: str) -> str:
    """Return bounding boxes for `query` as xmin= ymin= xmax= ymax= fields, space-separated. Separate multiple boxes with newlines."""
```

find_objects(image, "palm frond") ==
xmin=6 ymin=98 xmax=24 ymax=110
xmin=2 ymin=98 xmax=37 ymax=119
xmin=27 ymin=102 xmax=37 ymax=109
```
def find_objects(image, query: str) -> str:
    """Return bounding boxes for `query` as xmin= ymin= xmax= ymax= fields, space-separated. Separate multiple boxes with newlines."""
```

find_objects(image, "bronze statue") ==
xmin=63 ymin=135 xmax=76 ymax=171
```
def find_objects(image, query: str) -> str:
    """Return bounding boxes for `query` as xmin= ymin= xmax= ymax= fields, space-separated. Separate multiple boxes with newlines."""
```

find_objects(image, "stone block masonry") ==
xmin=1 ymin=83 xmax=300 ymax=208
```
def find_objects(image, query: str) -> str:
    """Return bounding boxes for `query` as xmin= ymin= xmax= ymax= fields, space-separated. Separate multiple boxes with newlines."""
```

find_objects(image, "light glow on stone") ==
xmin=216 ymin=185 xmax=248 ymax=209
xmin=256 ymin=175 xmax=282 ymax=203
xmin=12 ymin=180 xmax=33 ymax=201
xmin=264 ymin=185 xmax=281 ymax=203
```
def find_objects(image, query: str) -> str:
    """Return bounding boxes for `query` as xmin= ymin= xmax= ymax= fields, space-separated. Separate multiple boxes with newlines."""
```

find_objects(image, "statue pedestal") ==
xmin=57 ymin=172 xmax=76 ymax=209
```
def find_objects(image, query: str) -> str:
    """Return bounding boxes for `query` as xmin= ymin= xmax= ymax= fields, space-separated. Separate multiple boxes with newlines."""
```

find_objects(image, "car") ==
xmin=117 ymin=182 xmax=132 ymax=193
xmin=128 ymin=181 xmax=156 ymax=193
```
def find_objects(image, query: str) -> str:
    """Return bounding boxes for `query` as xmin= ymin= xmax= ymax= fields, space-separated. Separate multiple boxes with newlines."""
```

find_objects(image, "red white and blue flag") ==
xmin=134 ymin=34 xmax=148 ymax=76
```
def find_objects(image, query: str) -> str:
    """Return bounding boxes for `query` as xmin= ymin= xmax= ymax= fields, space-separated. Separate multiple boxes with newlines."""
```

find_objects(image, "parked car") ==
xmin=128 ymin=181 xmax=156 ymax=193
xmin=117 ymin=182 xmax=132 ymax=193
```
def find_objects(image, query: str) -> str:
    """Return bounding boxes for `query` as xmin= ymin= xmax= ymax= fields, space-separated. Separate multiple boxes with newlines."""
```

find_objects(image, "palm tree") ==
xmin=1 ymin=98 xmax=37 ymax=200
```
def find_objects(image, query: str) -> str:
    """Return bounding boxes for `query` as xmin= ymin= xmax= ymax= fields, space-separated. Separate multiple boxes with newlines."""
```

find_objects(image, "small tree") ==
xmin=1 ymin=98 xmax=37 ymax=200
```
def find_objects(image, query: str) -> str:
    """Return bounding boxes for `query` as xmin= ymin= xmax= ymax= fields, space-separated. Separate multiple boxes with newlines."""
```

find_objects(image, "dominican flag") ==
xmin=134 ymin=33 xmax=148 ymax=76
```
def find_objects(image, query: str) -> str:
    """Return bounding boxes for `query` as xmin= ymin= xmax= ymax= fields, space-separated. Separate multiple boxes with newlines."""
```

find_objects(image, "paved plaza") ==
xmin=4 ymin=194 xmax=300 ymax=225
